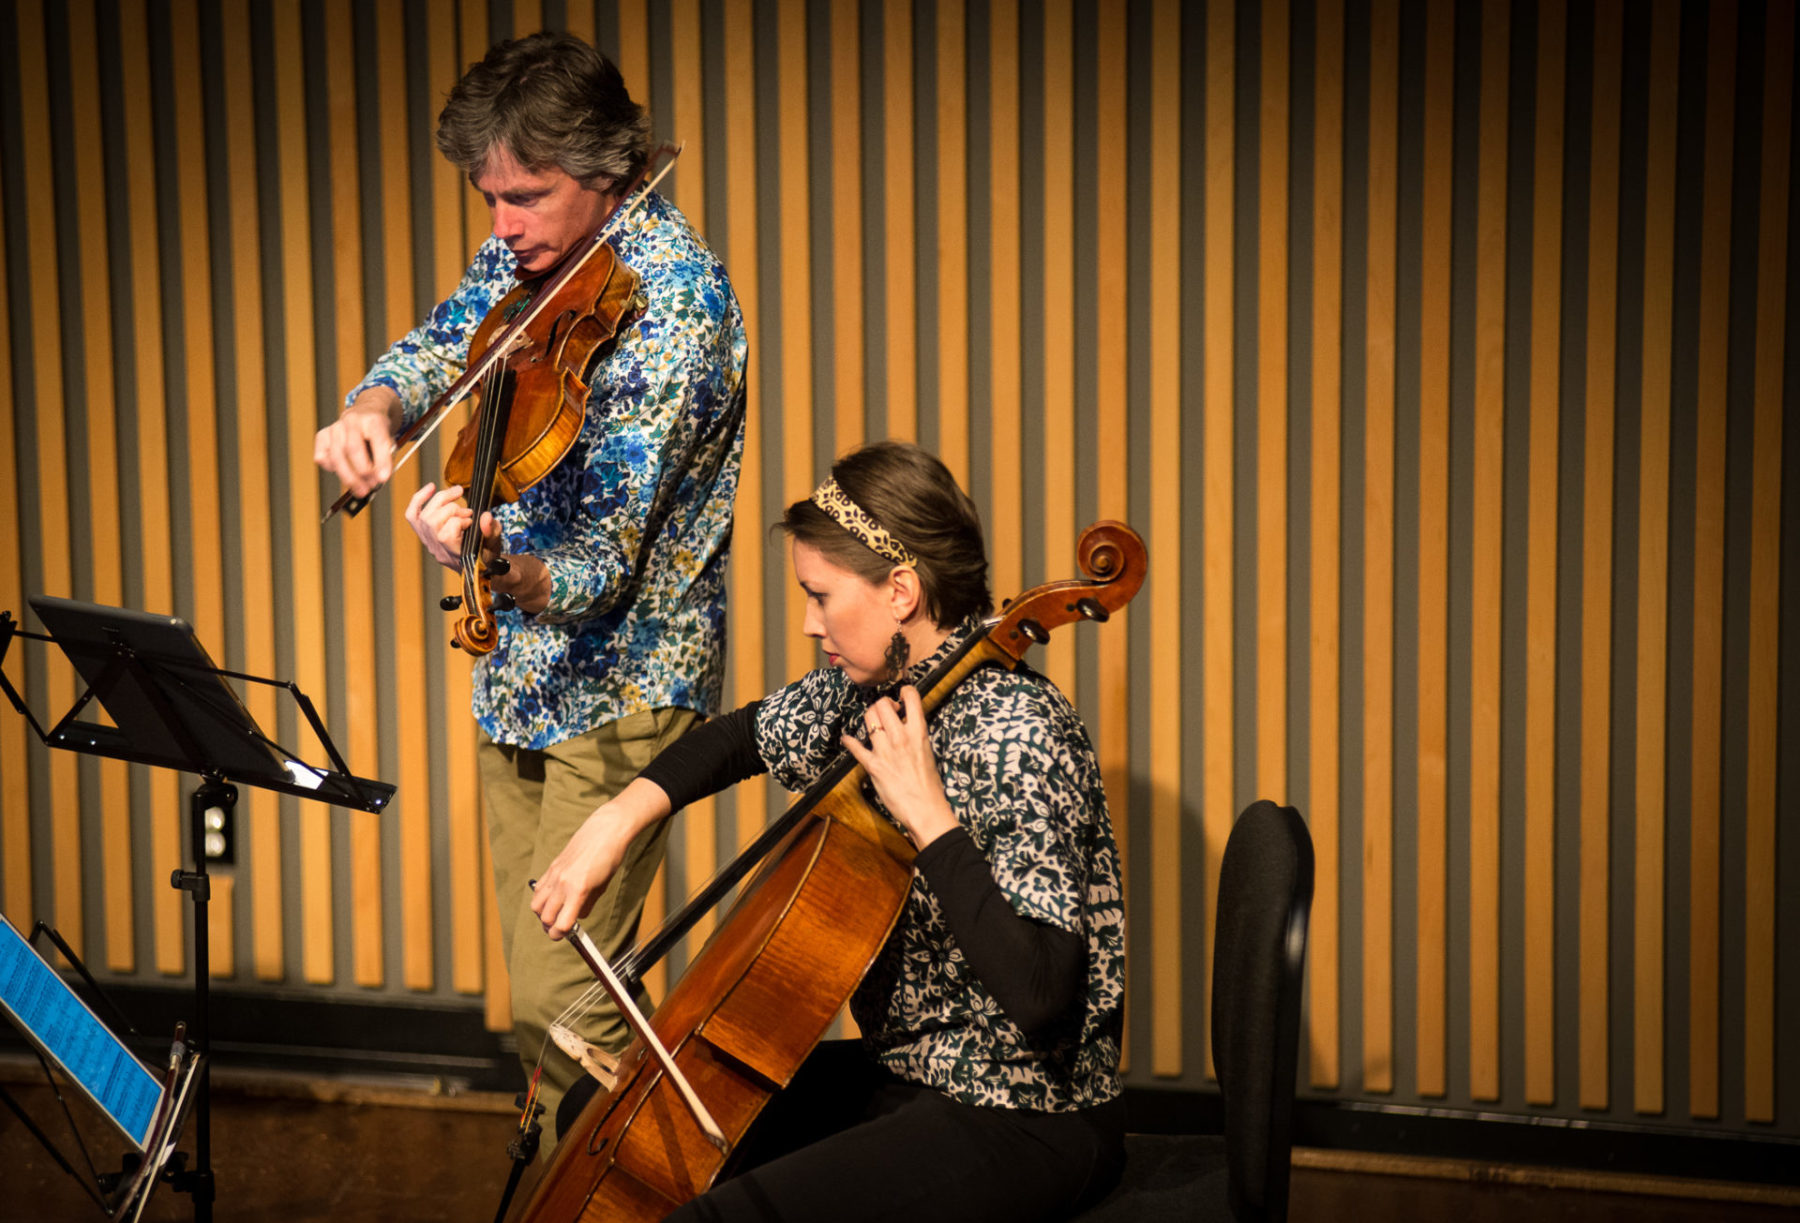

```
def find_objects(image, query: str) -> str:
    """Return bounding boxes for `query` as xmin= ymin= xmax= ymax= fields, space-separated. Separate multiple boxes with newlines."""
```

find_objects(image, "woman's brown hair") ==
xmin=779 ymin=442 xmax=993 ymax=628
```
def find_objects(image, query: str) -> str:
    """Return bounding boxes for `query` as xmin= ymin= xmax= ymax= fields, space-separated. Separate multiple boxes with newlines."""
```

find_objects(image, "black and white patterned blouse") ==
xmin=752 ymin=616 xmax=1125 ymax=1113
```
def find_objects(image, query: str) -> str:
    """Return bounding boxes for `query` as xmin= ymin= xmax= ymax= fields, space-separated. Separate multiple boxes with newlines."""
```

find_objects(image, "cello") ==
xmin=519 ymin=519 xmax=1147 ymax=1222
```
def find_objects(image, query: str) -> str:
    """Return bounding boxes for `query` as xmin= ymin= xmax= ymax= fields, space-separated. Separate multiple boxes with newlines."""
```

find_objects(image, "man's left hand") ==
xmin=477 ymin=512 xmax=552 ymax=615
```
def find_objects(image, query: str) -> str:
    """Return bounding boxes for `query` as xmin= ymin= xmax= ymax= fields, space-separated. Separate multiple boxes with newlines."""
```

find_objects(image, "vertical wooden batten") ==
xmin=1524 ymin=0 xmax=1566 ymax=1109
xmin=1308 ymin=0 xmax=1344 ymax=1093
xmin=1467 ymin=0 xmax=1510 ymax=1106
xmin=1635 ymin=0 xmax=1680 ymax=1118
xmin=829 ymin=0 xmax=867 ymax=461
xmin=1257 ymin=0 xmax=1290 ymax=804
xmin=1685 ymin=0 xmax=1738 ymax=1124
xmin=1040 ymin=0 xmax=1076 ymax=699
xmin=1743 ymin=0 xmax=1792 ymax=1129
xmin=1147 ymin=0 xmax=1183 ymax=1079
xmin=935 ymin=0 xmax=969 ymax=489
xmin=882 ymin=0 xmax=918 ymax=443
xmin=1092 ymin=0 xmax=1129 ymax=1047
xmin=1415 ymin=0 xmax=1453 ymax=1102
xmin=986 ymin=0 xmax=1022 ymax=603
xmin=1579 ymin=0 xmax=1624 ymax=1115
xmin=1202 ymin=0 xmax=1236 ymax=1083
xmin=1362 ymin=0 xmax=1397 ymax=1097
xmin=777 ymin=0 xmax=814 ymax=687
xmin=0 ymin=64 xmax=26 ymax=930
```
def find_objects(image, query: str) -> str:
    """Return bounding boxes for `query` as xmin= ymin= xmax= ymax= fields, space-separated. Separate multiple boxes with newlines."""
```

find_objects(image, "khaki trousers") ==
xmin=478 ymin=707 xmax=699 ymax=1141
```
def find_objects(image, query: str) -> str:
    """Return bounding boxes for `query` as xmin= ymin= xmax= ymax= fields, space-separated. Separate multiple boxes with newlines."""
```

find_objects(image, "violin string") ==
xmin=464 ymin=361 xmax=506 ymax=594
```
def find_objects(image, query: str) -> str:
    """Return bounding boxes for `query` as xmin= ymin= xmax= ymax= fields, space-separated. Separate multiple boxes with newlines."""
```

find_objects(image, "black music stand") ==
xmin=0 ymin=596 xmax=394 ymax=1222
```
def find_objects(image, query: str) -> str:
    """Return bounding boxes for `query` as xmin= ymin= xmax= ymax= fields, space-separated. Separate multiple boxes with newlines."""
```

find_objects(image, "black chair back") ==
xmin=1210 ymin=800 xmax=1315 ymax=1223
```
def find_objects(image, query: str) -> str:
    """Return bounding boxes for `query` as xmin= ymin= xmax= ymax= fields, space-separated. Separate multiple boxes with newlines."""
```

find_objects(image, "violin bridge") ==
xmin=549 ymin=1022 xmax=620 ymax=1092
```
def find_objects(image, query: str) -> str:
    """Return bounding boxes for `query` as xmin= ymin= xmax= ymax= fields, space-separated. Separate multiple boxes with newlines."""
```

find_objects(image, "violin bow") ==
xmin=322 ymin=143 xmax=685 ymax=524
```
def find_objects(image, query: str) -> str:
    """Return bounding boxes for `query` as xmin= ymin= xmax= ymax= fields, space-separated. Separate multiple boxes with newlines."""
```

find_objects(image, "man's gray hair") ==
xmin=436 ymin=31 xmax=652 ymax=186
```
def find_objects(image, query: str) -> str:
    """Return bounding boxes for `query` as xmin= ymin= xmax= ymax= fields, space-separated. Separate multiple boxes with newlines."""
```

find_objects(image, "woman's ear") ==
xmin=888 ymin=566 xmax=924 ymax=623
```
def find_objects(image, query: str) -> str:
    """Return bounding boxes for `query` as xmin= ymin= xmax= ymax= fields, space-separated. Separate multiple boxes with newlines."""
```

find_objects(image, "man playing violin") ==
xmin=313 ymin=31 xmax=748 ymax=1139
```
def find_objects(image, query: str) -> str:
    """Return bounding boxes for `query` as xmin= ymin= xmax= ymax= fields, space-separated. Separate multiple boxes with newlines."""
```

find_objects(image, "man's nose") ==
xmin=491 ymin=202 xmax=524 ymax=242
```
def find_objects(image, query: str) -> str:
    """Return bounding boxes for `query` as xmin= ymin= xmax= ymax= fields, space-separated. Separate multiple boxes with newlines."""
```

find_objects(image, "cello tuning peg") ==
xmin=487 ymin=556 xmax=511 ymax=577
xmin=450 ymin=639 xmax=463 ymax=651
xmin=493 ymin=592 xmax=517 ymax=613
xmin=440 ymin=595 xmax=463 ymax=611
xmin=1074 ymin=597 xmax=1110 ymax=623
xmin=1018 ymin=619 xmax=1050 ymax=645
xmin=631 ymin=293 xmax=648 ymax=312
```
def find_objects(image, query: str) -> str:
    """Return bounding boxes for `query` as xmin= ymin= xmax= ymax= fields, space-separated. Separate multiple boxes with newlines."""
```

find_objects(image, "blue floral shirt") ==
xmin=350 ymin=190 xmax=747 ymax=749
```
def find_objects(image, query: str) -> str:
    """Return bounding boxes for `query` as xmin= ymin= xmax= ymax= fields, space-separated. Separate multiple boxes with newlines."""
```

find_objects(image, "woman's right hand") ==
xmin=532 ymin=778 xmax=673 ymax=941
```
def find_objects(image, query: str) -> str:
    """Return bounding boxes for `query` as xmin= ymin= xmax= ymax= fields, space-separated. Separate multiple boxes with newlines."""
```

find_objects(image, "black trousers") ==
xmin=662 ymin=1040 xmax=1125 ymax=1223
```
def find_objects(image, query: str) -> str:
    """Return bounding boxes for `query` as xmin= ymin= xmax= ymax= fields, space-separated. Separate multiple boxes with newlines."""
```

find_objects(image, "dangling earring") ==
xmin=884 ymin=626 xmax=911 ymax=684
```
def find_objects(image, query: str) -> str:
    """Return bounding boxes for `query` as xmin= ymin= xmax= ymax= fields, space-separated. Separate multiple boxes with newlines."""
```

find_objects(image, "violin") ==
xmin=519 ymin=520 xmax=1148 ymax=1223
xmin=438 ymin=245 xmax=644 ymax=654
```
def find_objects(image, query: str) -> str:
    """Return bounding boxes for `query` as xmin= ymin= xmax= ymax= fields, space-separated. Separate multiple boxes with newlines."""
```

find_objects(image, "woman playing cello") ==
xmin=530 ymin=441 xmax=1126 ymax=1222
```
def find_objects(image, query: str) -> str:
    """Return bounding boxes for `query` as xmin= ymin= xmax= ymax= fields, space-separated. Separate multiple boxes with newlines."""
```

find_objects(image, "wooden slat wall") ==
xmin=0 ymin=0 xmax=1794 ymax=1139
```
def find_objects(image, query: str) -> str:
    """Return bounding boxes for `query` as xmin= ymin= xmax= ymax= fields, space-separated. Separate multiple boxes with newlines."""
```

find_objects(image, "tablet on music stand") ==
xmin=0 ymin=916 xmax=162 ymax=1150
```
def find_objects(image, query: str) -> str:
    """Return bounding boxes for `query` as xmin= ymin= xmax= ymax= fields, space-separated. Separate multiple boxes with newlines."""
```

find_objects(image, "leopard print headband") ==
xmin=809 ymin=477 xmax=919 ymax=567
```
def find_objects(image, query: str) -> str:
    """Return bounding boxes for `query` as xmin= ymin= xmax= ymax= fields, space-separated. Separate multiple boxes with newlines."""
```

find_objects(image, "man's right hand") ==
xmin=314 ymin=388 xmax=401 ymax=497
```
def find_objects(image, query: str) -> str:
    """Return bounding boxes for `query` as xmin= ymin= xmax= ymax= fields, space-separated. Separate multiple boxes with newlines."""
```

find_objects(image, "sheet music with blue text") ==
xmin=0 ymin=916 xmax=160 ymax=1148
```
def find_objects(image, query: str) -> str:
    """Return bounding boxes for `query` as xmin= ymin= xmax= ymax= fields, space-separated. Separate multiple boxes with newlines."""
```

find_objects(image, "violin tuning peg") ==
xmin=440 ymin=595 xmax=463 ymax=612
xmin=1018 ymin=618 xmax=1050 ymax=645
xmin=487 ymin=556 xmax=512 ymax=577
xmin=1074 ymin=597 xmax=1110 ymax=623
xmin=631 ymin=293 xmax=648 ymax=312
xmin=493 ymin=592 xmax=518 ymax=613
xmin=450 ymin=639 xmax=463 ymax=651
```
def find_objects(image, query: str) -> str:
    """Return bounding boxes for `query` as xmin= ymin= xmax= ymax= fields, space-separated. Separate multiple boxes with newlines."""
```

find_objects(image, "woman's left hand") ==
xmin=841 ymin=686 xmax=960 ymax=849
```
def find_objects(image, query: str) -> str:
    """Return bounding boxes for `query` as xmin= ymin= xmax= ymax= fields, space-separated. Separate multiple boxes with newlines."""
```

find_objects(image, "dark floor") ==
xmin=3 ymin=1074 xmax=1796 ymax=1223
